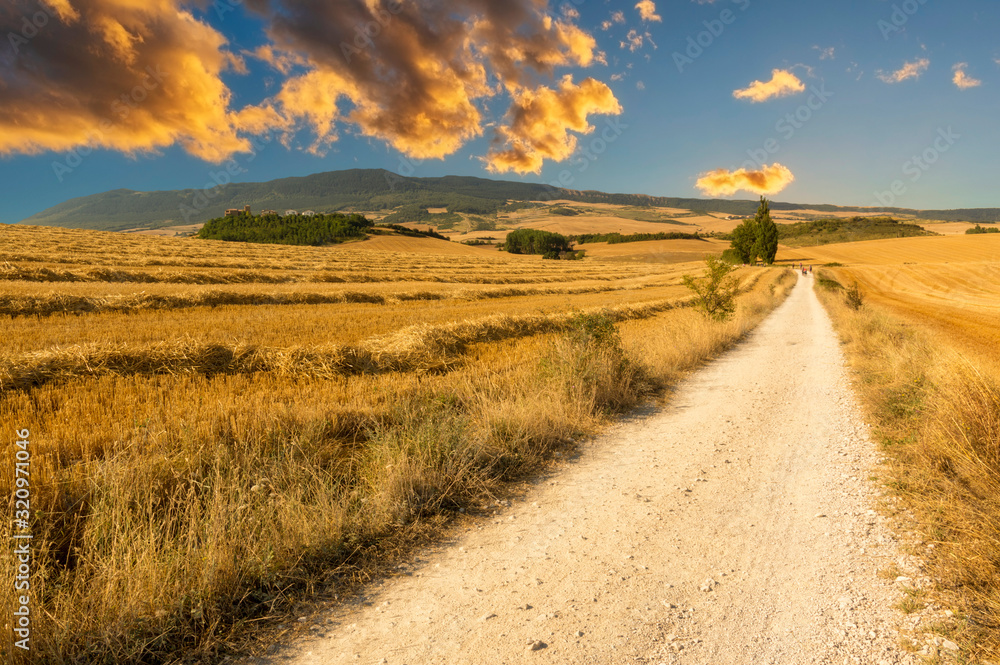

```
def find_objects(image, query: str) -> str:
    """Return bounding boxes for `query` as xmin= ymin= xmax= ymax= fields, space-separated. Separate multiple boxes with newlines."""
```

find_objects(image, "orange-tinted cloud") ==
xmin=1 ymin=0 xmax=617 ymax=173
xmin=732 ymin=69 xmax=806 ymax=103
xmin=241 ymin=0 xmax=614 ymax=166
xmin=952 ymin=63 xmax=982 ymax=89
xmin=635 ymin=0 xmax=662 ymax=22
xmin=484 ymin=75 xmax=622 ymax=174
xmin=0 ymin=0 xmax=248 ymax=161
xmin=695 ymin=163 xmax=795 ymax=196
xmin=876 ymin=58 xmax=930 ymax=83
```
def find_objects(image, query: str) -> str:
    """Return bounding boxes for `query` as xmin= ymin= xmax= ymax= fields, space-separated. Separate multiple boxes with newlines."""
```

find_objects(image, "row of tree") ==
xmin=966 ymin=224 xmax=1000 ymax=234
xmin=197 ymin=212 xmax=373 ymax=245
xmin=502 ymin=229 xmax=573 ymax=259
xmin=725 ymin=197 xmax=779 ymax=265
xmin=375 ymin=224 xmax=450 ymax=240
xmin=572 ymin=231 xmax=702 ymax=245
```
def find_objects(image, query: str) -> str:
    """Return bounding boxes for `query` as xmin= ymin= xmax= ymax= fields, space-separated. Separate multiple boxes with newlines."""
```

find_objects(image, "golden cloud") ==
xmin=876 ymin=58 xmax=930 ymax=83
xmin=695 ymin=163 xmax=795 ymax=196
xmin=952 ymin=63 xmax=982 ymax=90
xmin=241 ymin=0 xmax=615 ymax=165
xmin=0 ymin=0 xmax=249 ymax=162
xmin=1 ymin=0 xmax=617 ymax=172
xmin=635 ymin=0 xmax=662 ymax=22
xmin=485 ymin=76 xmax=622 ymax=174
xmin=732 ymin=69 xmax=806 ymax=103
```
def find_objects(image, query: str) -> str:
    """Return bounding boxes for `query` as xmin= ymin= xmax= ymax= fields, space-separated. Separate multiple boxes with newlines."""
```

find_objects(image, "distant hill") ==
xmin=16 ymin=168 xmax=1000 ymax=232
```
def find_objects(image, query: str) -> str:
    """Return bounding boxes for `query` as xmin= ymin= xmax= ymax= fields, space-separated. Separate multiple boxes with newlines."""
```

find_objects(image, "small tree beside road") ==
xmin=682 ymin=256 xmax=739 ymax=321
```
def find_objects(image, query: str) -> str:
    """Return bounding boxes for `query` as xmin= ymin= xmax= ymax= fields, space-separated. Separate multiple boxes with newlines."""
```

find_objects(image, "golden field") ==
xmin=782 ymin=234 xmax=1000 ymax=364
xmin=0 ymin=223 xmax=793 ymax=664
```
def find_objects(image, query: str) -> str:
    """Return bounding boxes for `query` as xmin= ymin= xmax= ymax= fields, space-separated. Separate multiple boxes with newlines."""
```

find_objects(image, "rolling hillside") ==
xmin=18 ymin=168 xmax=1000 ymax=233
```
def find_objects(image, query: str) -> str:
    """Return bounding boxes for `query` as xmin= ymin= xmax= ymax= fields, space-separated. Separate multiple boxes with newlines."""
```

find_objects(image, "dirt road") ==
xmin=262 ymin=274 xmax=919 ymax=665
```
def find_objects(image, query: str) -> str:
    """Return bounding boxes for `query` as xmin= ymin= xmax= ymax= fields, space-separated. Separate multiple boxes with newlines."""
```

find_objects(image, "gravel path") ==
xmin=260 ymin=274 xmax=920 ymax=665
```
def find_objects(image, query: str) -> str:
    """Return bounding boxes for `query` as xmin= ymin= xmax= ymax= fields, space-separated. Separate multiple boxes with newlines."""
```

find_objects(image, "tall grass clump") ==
xmin=544 ymin=312 xmax=650 ymax=414
xmin=816 ymin=279 xmax=1000 ymax=661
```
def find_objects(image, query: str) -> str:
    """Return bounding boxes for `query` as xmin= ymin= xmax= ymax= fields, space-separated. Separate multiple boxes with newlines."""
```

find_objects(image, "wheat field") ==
xmin=781 ymin=234 xmax=1000 ymax=364
xmin=0 ymin=224 xmax=793 ymax=664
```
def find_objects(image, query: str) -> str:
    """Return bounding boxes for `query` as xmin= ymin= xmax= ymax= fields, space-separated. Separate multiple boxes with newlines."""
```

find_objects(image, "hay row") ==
xmin=0 ymin=281 xmax=668 ymax=318
xmin=0 ymin=297 xmax=695 ymax=391
xmin=2 ymin=270 xmax=765 ymax=390
xmin=0 ymin=264 xmax=643 ymax=287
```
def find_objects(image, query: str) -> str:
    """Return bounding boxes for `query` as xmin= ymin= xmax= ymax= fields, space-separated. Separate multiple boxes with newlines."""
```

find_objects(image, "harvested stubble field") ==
xmin=0 ymin=224 xmax=794 ymax=664
xmin=782 ymin=234 xmax=1000 ymax=364
xmin=806 ymin=234 xmax=1000 ymax=659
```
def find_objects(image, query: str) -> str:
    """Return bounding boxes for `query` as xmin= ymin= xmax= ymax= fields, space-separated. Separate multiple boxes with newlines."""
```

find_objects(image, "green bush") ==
xmin=720 ymin=248 xmax=743 ymax=265
xmin=503 ymin=229 xmax=572 ymax=255
xmin=566 ymin=312 xmax=621 ymax=349
xmin=549 ymin=206 xmax=580 ymax=216
xmin=966 ymin=224 xmax=1000 ymax=234
xmin=682 ymin=257 xmax=739 ymax=321
xmin=544 ymin=312 xmax=646 ymax=413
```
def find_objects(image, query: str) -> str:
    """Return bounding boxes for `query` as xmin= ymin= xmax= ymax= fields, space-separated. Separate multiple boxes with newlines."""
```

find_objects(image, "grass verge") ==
xmin=815 ymin=271 xmax=1000 ymax=661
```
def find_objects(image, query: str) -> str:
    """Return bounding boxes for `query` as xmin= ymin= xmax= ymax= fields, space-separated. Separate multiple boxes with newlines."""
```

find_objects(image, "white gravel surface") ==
xmin=257 ymin=274 xmax=922 ymax=665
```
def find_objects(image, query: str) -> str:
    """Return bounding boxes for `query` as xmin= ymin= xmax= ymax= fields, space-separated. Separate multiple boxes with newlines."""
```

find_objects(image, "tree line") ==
xmin=572 ymin=231 xmax=703 ymax=245
xmin=375 ymin=224 xmax=450 ymax=240
xmin=197 ymin=212 xmax=373 ymax=245
xmin=503 ymin=229 xmax=576 ymax=259
xmin=966 ymin=224 xmax=1000 ymax=234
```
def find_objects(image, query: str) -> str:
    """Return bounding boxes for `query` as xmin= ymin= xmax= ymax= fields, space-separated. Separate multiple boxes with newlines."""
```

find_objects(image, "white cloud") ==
xmin=733 ymin=69 xmax=806 ymax=103
xmin=813 ymin=46 xmax=835 ymax=61
xmin=876 ymin=58 xmax=930 ymax=83
xmin=952 ymin=63 xmax=982 ymax=90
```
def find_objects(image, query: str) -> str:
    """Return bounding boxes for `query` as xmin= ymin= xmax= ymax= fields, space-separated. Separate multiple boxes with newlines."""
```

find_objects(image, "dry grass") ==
xmin=0 ymin=270 xmax=771 ymax=391
xmin=0 ymin=223 xmax=793 ymax=664
xmin=816 ymin=273 xmax=1000 ymax=661
xmin=0 ymin=278 xmax=694 ymax=353
xmin=778 ymin=233 xmax=1000 ymax=266
xmin=0 ymin=278 xmax=676 ymax=319
xmin=0 ymin=297 xmax=699 ymax=391
xmin=824 ymin=263 xmax=1000 ymax=367
xmin=577 ymin=238 xmax=728 ymax=263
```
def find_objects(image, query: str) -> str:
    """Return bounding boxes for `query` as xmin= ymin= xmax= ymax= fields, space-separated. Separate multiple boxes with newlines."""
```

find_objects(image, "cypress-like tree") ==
xmin=752 ymin=196 xmax=779 ymax=265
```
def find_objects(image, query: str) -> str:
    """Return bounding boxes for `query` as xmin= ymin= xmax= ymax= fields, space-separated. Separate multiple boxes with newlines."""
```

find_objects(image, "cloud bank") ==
xmin=0 ymin=0 xmax=621 ymax=174
xmin=0 ymin=0 xmax=247 ymax=161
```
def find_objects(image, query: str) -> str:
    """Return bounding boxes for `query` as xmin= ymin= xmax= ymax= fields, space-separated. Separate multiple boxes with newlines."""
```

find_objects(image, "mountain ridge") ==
xmin=16 ymin=168 xmax=1000 ymax=232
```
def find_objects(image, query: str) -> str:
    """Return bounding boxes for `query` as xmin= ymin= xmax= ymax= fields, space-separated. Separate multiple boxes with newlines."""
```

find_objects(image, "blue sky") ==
xmin=0 ymin=0 xmax=997 ymax=225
